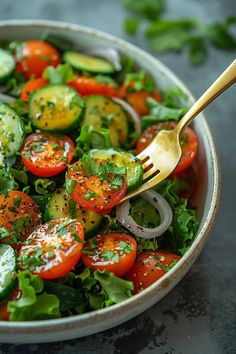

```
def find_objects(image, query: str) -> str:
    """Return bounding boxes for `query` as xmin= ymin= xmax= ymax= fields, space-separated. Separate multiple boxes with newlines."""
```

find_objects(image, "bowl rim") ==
xmin=0 ymin=19 xmax=220 ymax=332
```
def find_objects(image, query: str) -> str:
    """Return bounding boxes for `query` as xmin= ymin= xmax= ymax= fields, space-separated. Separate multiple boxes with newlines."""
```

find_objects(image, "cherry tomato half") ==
xmin=18 ymin=218 xmax=84 ymax=279
xmin=67 ymin=160 xmax=127 ymax=213
xmin=119 ymin=82 xmax=161 ymax=116
xmin=20 ymin=78 xmax=48 ymax=101
xmin=136 ymin=122 xmax=198 ymax=175
xmin=0 ymin=288 xmax=21 ymax=321
xmin=82 ymin=233 xmax=137 ymax=277
xmin=68 ymin=76 xmax=118 ymax=97
xmin=125 ymin=250 xmax=180 ymax=294
xmin=0 ymin=191 xmax=42 ymax=247
xmin=15 ymin=40 xmax=61 ymax=79
xmin=21 ymin=132 xmax=74 ymax=177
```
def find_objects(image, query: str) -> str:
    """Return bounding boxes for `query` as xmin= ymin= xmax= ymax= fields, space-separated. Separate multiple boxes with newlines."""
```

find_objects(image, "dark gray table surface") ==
xmin=0 ymin=0 xmax=236 ymax=353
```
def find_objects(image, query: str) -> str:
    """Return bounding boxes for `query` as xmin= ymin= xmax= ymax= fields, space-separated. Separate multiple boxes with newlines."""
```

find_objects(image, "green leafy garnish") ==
xmin=124 ymin=70 xmax=155 ymax=93
xmin=79 ymin=154 xmax=126 ymax=191
xmin=142 ymin=98 xmax=188 ymax=129
xmin=122 ymin=0 xmax=236 ymax=66
xmin=34 ymin=178 xmax=56 ymax=195
xmin=155 ymin=178 xmax=198 ymax=255
xmin=122 ymin=0 xmax=165 ymax=20
xmin=75 ymin=124 xmax=113 ymax=157
xmin=0 ymin=167 xmax=18 ymax=197
xmin=94 ymin=270 xmax=133 ymax=305
xmin=95 ymin=75 xmax=117 ymax=87
xmin=7 ymin=272 xmax=60 ymax=321
xmin=124 ymin=17 xmax=140 ymax=35
xmin=43 ymin=63 xmax=74 ymax=84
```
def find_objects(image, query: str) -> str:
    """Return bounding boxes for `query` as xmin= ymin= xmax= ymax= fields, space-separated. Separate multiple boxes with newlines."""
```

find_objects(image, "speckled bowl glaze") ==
xmin=0 ymin=20 xmax=220 ymax=344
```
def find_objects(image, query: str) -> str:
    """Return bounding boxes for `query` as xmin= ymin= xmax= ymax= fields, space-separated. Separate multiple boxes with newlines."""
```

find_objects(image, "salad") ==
xmin=0 ymin=34 xmax=198 ymax=321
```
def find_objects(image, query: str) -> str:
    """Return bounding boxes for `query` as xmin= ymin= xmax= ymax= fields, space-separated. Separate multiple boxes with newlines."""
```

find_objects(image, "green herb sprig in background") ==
xmin=122 ymin=0 xmax=236 ymax=65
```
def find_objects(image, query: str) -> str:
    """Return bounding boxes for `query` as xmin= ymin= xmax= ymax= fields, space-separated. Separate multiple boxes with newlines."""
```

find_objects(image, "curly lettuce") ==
xmin=7 ymin=271 xmax=60 ymax=321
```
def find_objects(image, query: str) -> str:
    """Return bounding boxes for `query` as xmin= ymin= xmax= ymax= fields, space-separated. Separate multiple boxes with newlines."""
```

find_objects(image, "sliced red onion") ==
xmin=116 ymin=190 xmax=173 ymax=238
xmin=112 ymin=97 xmax=141 ymax=135
xmin=84 ymin=47 xmax=121 ymax=71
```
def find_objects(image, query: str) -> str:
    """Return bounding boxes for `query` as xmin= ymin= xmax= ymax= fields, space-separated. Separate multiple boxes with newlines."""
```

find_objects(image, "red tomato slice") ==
xmin=125 ymin=250 xmax=180 ymax=294
xmin=82 ymin=233 xmax=137 ymax=276
xmin=0 ymin=288 xmax=21 ymax=321
xmin=136 ymin=121 xmax=198 ymax=175
xmin=0 ymin=301 xmax=9 ymax=321
xmin=15 ymin=40 xmax=61 ymax=79
xmin=0 ymin=191 xmax=41 ymax=247
xmin=18 ymin=218 xmax=84 ymax=279
xmin=67 ymin=160 xmax=127 ymax=213
xmin=20 ymin=78 xmax=48 ymax=101
xmin=119 ymin=82 xmax=161 ymax=116
xmin=21 ymin=132 xmax=74 ymax=177
xmin=68 ymin=76 xmax=118 ymax=97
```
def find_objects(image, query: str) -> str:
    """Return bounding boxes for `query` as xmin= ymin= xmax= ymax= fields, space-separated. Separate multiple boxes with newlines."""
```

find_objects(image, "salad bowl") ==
xmin=0 ymin=19 xmax=220 ymax=343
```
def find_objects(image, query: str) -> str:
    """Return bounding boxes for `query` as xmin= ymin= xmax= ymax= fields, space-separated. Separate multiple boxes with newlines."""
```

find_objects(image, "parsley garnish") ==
xmin=119 ymin=241 xmax=133 ymax=254
xmin=68 ymin=198 xmax=77 ymax=218
xmin=65 ymin=178 xmax=76 ymax=195
xmin=122 ymin=0 xmax=236 ymax=65
xmin=47 ymin=101 xmax=55 ymax=109
xmin=32 ymin=143 xmax=44 ymax=153
xmin=83 ymin=190 xmax=97 ymax=200
xmin=102 ymin=250 xmax=120 ymax=263
xmin=52 ymin=143 xmax=59 ymax=151
xmin=80 ymin=154 xmax=126 ymax=191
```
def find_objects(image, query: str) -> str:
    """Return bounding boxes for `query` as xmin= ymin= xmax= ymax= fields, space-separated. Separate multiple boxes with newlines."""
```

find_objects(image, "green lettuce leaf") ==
xmin=75 ymin=268 xmax=133 ymax=310
xmin=134 ymin=237 xmax=158 ymax=254
xmin=44 ymin=281 xmax=86 ymax=314
xmin=122 ymin=0 xmax=165 ymax=20
xmin=142 ymin=98 xmax=188 ymax=129
xmin=0 ymin=167 xmax=18 ymax=197
xmin=94 ymin=270 xmax=133 ymax=305
xmin=7 ymin=271 xmax=60 ymax=321
xmin=163 ymin=87 xmax=190 ymax=109
xmin=75 ymin=124 xmax=113 ymax=157
xmin=43 ymin=63 xmax=74 ymax=84
xmin=155 ymin=179 xmax=198 ymax=255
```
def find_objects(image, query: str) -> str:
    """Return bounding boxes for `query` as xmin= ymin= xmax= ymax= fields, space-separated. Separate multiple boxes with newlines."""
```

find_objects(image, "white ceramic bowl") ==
xmin=0 ymin=20 xmax=220 ymax=344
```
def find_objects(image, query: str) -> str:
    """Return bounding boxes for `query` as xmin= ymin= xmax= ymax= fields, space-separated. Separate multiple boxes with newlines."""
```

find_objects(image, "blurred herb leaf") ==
xmin=124 ymin=17 xmax=140 ymax=35
xmin=122 ymin=0 xmax=165 ymax=20
xmin=122 ymin=0 xmax=236 ymax=66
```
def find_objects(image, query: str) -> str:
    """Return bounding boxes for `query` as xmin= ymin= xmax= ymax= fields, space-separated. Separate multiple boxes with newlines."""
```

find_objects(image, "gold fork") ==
xmin=121 ymin=59 xmax=236 ymax=203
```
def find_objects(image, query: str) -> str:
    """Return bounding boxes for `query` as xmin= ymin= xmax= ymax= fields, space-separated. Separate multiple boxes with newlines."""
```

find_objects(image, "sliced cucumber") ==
xmin=82 ymin=95 xmax=128 ymax=147
xmin=89 ymin=148 xmax=143 ymax=193
xmin=0 ymin=49 xmax=15 ymax=84
xmin=44 ymin=187 xmax=103 ymax=238
xmin=0 ymin=103 xmax=24 ymax=158
xmin=0 ymin=244 xmax=16 ymax=301
xmin=63 ymin=51 xmax=114 ymax=74
xmin=28 ymin=84 xmax=84 ymax=132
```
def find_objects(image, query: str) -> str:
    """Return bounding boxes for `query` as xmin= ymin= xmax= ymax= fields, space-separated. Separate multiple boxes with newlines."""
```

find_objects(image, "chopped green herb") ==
xmin=47 ymin=101 xmax=55 ymax=109
xmin=83 ymin=190 xmax=97 ymax=200
xmin=124 ymin=17 xmax=140 ymax=35
xmin=68 ymin=198 xmax=77 ymax=218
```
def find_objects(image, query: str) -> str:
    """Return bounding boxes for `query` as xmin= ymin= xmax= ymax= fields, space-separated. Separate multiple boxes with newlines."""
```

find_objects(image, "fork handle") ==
xmin=176 ymin=59 xmax=236 ymax=133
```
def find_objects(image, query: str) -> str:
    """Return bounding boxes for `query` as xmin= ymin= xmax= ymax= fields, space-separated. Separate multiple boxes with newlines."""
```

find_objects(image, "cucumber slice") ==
xmin=0 ymin=103 xmax=24 ymax=158
xmin=82 ymin=95 xmax=128 ymax=147
xmin=28 ymin=84 xmax=84 ymax=132
xmin=63 ymin=51 xmax=114 ymax=74
xmin=0 ymin=244 xmax=16 ymax=301
xmin=89 ymin=148 xmax=143 ymax=193
xmin=0 ymin=49 xmax=15 ymax=84
xmin=44 ymin=187 xmax=103 ymax=238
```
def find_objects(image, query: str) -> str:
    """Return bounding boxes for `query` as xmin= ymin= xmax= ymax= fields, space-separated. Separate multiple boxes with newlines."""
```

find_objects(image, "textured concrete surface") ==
xmin=0 ymin=0 xmax=236 ymax=353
